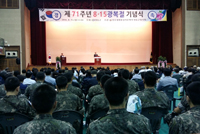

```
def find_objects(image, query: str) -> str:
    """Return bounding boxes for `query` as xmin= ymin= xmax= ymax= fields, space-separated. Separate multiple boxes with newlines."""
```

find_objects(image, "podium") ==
xmin=60 ymin=56 xmax=66 ymax=65
xmin=94 ymin=57 xmax=101 ymax=65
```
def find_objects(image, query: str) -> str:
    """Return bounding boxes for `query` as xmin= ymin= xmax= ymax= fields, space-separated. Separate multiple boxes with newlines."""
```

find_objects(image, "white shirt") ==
xmin=23 ymin=78 xmax=36 ymax=85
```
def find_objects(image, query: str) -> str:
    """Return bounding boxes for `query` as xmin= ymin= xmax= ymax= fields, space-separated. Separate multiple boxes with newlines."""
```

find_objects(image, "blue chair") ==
xmin=0 ymin=113 xmax=32 ymax=134
xmin=53 ymin=110 xmax=83 ymax=134
xmin=141 ymin=107 xmax=168 ymax=134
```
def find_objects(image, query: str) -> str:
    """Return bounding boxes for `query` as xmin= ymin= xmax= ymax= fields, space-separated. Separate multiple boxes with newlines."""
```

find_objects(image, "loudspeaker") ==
xmin=25 ymin=0 xmax=37 ymax=10
xmin=16 ymin=58 xmax=20 ymax=65
xmin=171 ymin=0 xmax=182 ymax=12
xmin=188 ymin=49 xmax=199 ymax=57
xmin=5 ymin=51 xmax=18 ymax=58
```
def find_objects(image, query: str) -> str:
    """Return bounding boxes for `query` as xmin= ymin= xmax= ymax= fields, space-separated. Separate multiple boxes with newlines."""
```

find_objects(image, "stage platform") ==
xmin=27 ymin=63 xmax=176 ymax=72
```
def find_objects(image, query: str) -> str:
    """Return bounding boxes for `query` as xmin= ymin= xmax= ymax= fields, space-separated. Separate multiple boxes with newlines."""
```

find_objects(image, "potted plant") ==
xmin=56 ymin=57 xmax=61 ymax=69
xmin=158 ymin=56 xmax=167 ymax=68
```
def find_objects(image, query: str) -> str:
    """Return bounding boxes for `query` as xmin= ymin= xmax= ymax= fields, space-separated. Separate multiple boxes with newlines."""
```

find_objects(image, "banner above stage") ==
xmin=39 ymin=9 xmax=167 ymax=22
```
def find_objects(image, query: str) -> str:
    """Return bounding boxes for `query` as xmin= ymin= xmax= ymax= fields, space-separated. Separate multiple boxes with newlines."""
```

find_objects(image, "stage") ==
xmin=27 ymin=63 xmax=176 ymax=72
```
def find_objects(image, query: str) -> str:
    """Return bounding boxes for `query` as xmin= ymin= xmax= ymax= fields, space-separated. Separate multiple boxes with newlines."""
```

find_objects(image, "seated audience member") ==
xmin=87 ymin=71 xmax=105 ymax=101
xmin=88 ymin=70 xmax=98 ymax=87
xmin=17 ymin=75 xmax=27 ymax=94
xmin=0 ymin=77 xmax=35 ymax=117
xmin=0 ymin=73 xmax=12 ymax=98
xmin=172 ymin=68 xmax=182 ymax=84
xmin=25 ymin=72 xmax=45 ymax=101
xmin=134 ymin=71 xmax=169 ymax=110
xmin=55 ymin=76 xmax=84 ymax=114
xmin=157 ymin=68 xmax=178 ymax=91
xmin=14 ymin=70 xmax=20 ymax=77
xmin=45 ymin=69 xmax=56 ymax=86
xmin=81 ymin=71 xmax=93 ymax=93
xmin=131 ymin=68 xmax=142 ymax=80
xmin=31 ymin=68 xmax=38 ymax=80
xmin=63 ymin=71 xmax=84 ymax=99
xmin=23 ymin=70 xmax=36 ymax=85
xmin=88 ymin=74 xmax=111 ymax=116
xmin=87 ymin=77 xmax=151 ymax=134
xmin=169 ymin=82 xmax=200 ymax=134
xmin=121 ymin=69 xmax=140 ymax=95
xmin=137 ymin=72 xmax=145 ymax=91
xmin=13 ymin=84 xmax=76 ymax=134
xmin=22 ymin=69 xmax=26 ymax=76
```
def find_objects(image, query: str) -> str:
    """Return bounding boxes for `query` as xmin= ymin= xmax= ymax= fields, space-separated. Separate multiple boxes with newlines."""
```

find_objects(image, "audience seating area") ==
xmin=0 ymin=65 xmax=198 ymax=134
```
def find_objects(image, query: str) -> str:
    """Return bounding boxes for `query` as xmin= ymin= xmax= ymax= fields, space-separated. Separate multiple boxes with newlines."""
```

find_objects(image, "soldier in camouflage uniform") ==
xmin=87 ymin=77 xmax=152 ymax=134
xmin=88 ymin=75 xmax=111 ymax=116
xmin=55 ymin=76 xmax=84 ymax=114
xmin=25 ymin=72 xmax=45 ymax=101
xmin=13 ymin=84 xmax=76 ymax=134
xmin=134 ymin=71 xmax=170 ymax=110
xmin=87 ymin=71 xmax=105 ymax=101
xmin=0 ymin=77 xmax=36 ymax=118
xmin=63 ymin=71 xmax=85 ymax=99
xmin=0 ymin=84 xmax=6 ymax=98
xmin=121 ymin=69 xmax=140 ymax=95
xmin=169 ymin=81 xmax=200 ymax=134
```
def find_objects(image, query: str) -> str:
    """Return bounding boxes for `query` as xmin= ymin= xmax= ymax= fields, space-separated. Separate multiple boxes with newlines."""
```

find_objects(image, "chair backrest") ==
xmin=86 ymin=107 xmax=109 ymax=126
xmin=53 ymin=110 xmax=83 ymax=134
xmin=132 ymin=79 xmax=143 ymax=83
xmin=90 ymin=107 xmax=109 ymax=121
xmin=161 ymin=85 xmax=177 ymax=100
xmin=141 ymin=107 xmax=167 ymax=133
xmin=0 ymin=113 xmax=32 ymax=134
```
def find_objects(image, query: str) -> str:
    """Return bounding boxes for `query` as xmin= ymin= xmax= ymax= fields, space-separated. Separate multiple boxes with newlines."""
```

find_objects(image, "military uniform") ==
xmin=88 ymin=94 xmax=109 ymax=116
xmin=13 ymin=114 xmax=76 ymax=134
xmin=178 ymin=95 xmax=190 ymax=112
xmin=67 ymin=84 xmax=84 ymax=99
xmin=126 ymin=80 xmax=140 ymax=95
xmin=87 ymin=84 xmax=103 ymax=101
xmin=25 ymin=81 xmax=43 ymax=100
xmin=0 ymin=95 xmax=36 ymax=118
xmin=87 ymin=109 xmax=152 ymax=134
xmin=134 ymin=88 xmax=170 ymax=110
xmin=55 ymin=91 xmax=84 ymax=114
xmin=169 ymin=106 xmax=200 ymax=134
xmin=0 ymin=84 xmax=6 ymax=98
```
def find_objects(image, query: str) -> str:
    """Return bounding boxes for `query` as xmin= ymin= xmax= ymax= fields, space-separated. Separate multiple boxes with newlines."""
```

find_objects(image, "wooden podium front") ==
xmin=60 ymin=56 xmax=66 ymax=65
xmin=94 ymin=57 xmax=101 ymax=65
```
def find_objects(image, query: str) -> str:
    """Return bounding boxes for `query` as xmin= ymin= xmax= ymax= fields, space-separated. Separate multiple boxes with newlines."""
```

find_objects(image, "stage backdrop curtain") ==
xmin=31 ymin=9 xmax=46 ymax=65
xmin=152 ymin=10 xmax=173 ymax=64
xmin=30 ymin=0 xmax=172 ymax=65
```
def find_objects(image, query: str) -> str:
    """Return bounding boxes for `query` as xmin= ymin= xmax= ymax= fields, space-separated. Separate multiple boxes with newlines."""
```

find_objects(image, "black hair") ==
xmin=121 ymin=69 xmax=130 ymax=79
xmin=141 ymin=72 xmax=145 ymax=79
xmin=56 ymin=76 xmax=68 ymax=89
xmin=45 ymin=69 xmax=51 ymax=75
xmin=104 ymin=77 xmax=128 ymax=106
xmin=5 ymin=77 xmax=20 ymax=92
xmin=186 ymin=81 xmax=200 ymax=105
xmin=86 ymin=71 xmax=92 ymax=77
xmin=62 ymin=71 xmax=73 ymax=82
xmin=100 ymin=74 xmax=112 ymax=88
xmin=144 ymin=71 xmax=157 ymax=87
xmin=129 ymin=73 xmax=133 ymax=80
xmin=33 ymin=69 xmax=38 ymax=77
xmin=134 ymin=68 xmax=139 ymax=74
xmin=36 ymin=72 xmax=45 ymax=80
xmin=105 ymin=70 xmax=111 ymax=75
xmin=26 ymin=70 xmax=32 ymax=78
xmin=52 ymin=71 xmax=59 ymax=79
xmin=174 ymin=68 xmax=179 ymax=73
xmin=164 ymin=68 xmax=172 ymax=76
xmin=191 ymin=73 xmax=200 ymax=82
xmin=17 ymin=75 xmax=25 ymax=82
xmin=32 ymin=84 xmax=56 ymax=113
xmin=154 ymin=67 xmax=157 ymax=73
xmin=97 ymin=71 xmax=105 ymax=81
xmin=22 ymin=69 xmax=26 ymax=74
xmin=14 ymin=70 xmax=20 ymax=77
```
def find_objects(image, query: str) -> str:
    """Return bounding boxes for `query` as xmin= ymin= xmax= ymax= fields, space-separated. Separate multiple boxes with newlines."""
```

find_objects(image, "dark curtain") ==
xmin=30 ymin=0 xmax=173 ymax=65
xmin=31 ymin=9 xmax=46 ymax=65
xmin=152 ymin=10 xmax=173 ymax=64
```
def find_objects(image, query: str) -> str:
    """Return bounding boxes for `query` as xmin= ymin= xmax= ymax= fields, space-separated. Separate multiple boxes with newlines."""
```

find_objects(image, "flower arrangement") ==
xmin=56 ymin=57 xmax=61 ymax=69
xmin=158 ymin=56 xmax=167 ymax=68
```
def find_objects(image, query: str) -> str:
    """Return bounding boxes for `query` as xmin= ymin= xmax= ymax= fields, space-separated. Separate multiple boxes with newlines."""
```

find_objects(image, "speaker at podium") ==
xmin=60 ymin=53 xmax=66 ymax=65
